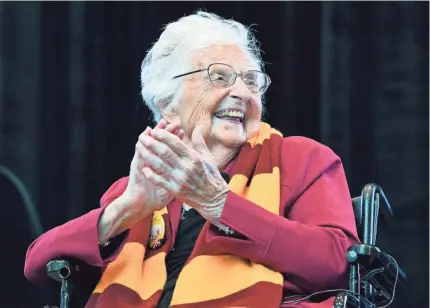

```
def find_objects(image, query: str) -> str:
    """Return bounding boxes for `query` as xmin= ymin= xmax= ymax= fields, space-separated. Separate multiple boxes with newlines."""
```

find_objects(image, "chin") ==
xmin=216 ymin=132 xmax=247 ymax=148
xmin=209 ymin=120 xmax=255 ymax=148
xmin=222 ymin=138 xmax=246 ymax=148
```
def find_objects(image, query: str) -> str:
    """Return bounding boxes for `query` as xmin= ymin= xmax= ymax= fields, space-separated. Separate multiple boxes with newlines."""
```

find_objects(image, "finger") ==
xmin=140 ymin=133 xmax=202 ymax=185
xmin=191 ymin=125 xmax=209 ymax=154
xmin=151 ymin=127 xmax=191 ymax=158
xmin=136 ymin=142 xmax=174 ymax=176
xmin=138 ymin=134 xmax=181 ymax=169
xmin=177 ymin=129 xmax=185 ymax=140
xmin=135 ymin=142 xmax=150 ymax=171
xmin=166 ymin=122 xmax=182 ymax=135
xmin=133 ymin=142 xmax=146 ymax=174
xmin=142 ymin=167 xmax=177 ymax=192
xmin=138 ymin=126 xmax=152 ymax=140
xmin=171 ymin=127 xmax=185 ymax=140
xmin=142 ymin=126 xmax=152 ymax=136
xmin=135 ymin=127 xmax=153 ymax=165
xmin=156 ymin=119 xmax=168 ymax=129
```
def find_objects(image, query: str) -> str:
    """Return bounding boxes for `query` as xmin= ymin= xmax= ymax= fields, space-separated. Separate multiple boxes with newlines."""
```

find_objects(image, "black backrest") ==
xmin=351 ymin=184 xmax=394 ymax=245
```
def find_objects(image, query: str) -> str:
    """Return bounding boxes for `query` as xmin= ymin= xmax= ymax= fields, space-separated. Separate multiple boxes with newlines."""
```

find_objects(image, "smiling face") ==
xmin=162 ymin=45 xmax=263 ymax=155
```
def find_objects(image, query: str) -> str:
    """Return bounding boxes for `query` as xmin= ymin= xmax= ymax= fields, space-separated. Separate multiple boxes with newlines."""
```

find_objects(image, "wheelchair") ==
xmin=45 ymin=183 xmax=407 ymax=308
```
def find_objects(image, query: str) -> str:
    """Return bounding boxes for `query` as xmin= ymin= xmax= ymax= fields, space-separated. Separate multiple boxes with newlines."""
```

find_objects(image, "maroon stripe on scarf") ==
xmin=253 ymin=134 xmax=283 ymax=175
xmin=231 ymin=142 xmax=262 ymax=179
xmin=169 ymin=281 xmax=282 ymax=308
xmin=86 ymin=284 xmax=162 ymax=308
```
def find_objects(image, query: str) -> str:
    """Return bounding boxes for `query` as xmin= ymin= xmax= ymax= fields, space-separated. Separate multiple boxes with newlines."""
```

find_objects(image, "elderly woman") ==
xmin=24 ymin=11 xmax=359 ymax=308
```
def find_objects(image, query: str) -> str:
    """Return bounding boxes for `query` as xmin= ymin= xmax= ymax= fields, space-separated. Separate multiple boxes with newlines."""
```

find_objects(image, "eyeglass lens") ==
xmin=208 ymin=64 xmax=267 ymax=94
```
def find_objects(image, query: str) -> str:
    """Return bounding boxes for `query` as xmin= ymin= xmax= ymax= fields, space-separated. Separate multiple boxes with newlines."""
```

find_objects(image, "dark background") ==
xmin=1 ymin=1 xmax=428 ymax=307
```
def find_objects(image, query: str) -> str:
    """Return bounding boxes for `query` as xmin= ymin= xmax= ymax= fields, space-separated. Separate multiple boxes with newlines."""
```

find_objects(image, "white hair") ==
xmin=140 ymin=10 xmax=264 ymax=123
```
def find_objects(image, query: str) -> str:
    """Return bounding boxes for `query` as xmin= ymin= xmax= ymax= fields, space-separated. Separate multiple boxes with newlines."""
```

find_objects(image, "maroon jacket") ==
xmin=24 ymin=136 xmax=360 ymax=307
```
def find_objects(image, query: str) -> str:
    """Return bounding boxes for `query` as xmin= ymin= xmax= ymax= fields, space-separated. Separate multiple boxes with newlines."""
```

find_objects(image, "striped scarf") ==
xmin=87 ymin=122 xmax=284 ymax=308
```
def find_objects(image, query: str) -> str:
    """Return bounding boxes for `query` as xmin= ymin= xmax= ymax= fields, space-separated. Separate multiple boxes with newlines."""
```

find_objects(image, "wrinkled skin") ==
xmin=137 ymin=44 xmax=263 ymax=215
xmin=123 ymin=120 xmax=184 ymax=216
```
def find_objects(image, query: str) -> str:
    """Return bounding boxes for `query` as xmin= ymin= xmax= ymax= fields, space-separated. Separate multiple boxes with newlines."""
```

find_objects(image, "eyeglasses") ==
xmin=172 ymin=63 xmax=271 ymax=95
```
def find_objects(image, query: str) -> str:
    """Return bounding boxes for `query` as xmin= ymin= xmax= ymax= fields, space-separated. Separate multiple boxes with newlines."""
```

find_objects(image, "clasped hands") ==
xmin=138 ymin=120 xmax=230 ymax=219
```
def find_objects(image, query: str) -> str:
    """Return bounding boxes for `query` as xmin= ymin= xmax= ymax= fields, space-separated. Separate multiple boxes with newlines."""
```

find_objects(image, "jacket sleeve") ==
xmin=205 ymin=137 xmax=360 ymax=293
xmin=24 ymin=177 xmax=129 ymax=286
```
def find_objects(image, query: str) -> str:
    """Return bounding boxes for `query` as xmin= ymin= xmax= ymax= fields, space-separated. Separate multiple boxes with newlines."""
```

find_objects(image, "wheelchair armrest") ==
xmin=46 ymin=260 xmax=80 ymax=283
xmin=347 ymin=243 xmax=407 ymax=298
xmin=46 ymin=260 xmax=79 ymax=308
xmin=46 ymin=259 xmax=101 ymax=302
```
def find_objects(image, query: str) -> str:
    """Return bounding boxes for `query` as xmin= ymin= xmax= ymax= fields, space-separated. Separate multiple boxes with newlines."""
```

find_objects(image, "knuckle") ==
xmin=172 ymin=134 xmax=180 ymax=143
xmin=144 ymin=137 xmax=152 ymax=147
xmin=171 ymin=183 xmax=180 ymax=194
xmin=154 ymin=159 xmax=162 ymax=170
xmin=144 ymin=170 xmax=152 ymax=179
xmin=160 ymin=163 xmax=169 ymax=174
xmin=192 ymin=159 xmax=203 ymax=171
xmin=187 ymin=154 xmax=196 ymax=164
xmin=178 ymin=181 xmax=188 ymax=191
xmin=141 ymin=148 xmax=149 ymax=158
xmin=191 ymin=153 xmax=201 ymax=164
xmin=185 ymin=165 xmax=195 ymax=176
xmin=138 ymin=133 xmax=147 ymax=143
xmin=159 ymin=146 xmax=170 ymax=158
xmin=176 ymin=173 xmax=187 ymax=186
xmin=158 ymin=130 xmax=167 ymax=140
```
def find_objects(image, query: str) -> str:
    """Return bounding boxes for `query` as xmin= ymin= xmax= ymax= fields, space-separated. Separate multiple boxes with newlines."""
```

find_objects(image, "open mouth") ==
xmin=213 ymin=109 xmax=245 ymax=123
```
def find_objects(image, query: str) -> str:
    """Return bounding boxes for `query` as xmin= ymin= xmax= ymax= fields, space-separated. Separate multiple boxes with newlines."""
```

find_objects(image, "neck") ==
xmin=183 ymin=136 xmax=239 ymax=171
xmin=209 ymin=143 xmax=239 ymax=171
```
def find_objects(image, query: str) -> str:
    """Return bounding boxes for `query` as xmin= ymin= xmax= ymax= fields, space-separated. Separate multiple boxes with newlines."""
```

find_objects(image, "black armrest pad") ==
xmin=46 ymin=259 xmax=101 ymax=297
xmin=46 ymin=260 xmax=76 ymax=282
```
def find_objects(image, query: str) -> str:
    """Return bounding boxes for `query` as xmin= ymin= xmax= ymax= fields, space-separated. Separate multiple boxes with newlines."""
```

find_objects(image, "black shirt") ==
xmin=156 ymin=208 xmax=206 ymax=308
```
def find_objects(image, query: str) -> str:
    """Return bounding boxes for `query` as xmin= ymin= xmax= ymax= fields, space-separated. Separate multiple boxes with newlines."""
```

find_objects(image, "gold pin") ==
xmin=149 ymin=213 xmax=165 ymax=249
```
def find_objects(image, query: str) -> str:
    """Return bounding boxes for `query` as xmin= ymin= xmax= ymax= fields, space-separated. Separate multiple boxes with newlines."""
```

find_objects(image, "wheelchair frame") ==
xmin=45 ymin=183 xmax=407 ymax=308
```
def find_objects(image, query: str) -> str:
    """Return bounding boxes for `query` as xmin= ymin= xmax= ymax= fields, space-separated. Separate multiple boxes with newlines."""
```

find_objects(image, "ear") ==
xmin=157 ymin=98 xmax=180 ymax=125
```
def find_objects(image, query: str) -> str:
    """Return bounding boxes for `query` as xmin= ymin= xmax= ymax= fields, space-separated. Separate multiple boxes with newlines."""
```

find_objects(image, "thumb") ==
xmin=191 ymin=125 xmax=209 ymax=153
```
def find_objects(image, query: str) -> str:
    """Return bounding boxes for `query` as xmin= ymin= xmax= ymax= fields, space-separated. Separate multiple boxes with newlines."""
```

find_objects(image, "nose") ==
xmin=228 ymin=77 xmax=251 ymax=102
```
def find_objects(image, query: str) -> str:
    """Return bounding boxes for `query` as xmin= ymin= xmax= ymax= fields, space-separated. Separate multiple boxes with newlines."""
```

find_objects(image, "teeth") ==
xmin=214 ymin=110 xmax=244 ymax=119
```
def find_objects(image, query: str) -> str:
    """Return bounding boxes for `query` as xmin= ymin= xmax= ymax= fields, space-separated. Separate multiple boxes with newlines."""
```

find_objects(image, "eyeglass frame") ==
xmin=172 ymin=63 xmax=271 ymax=95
